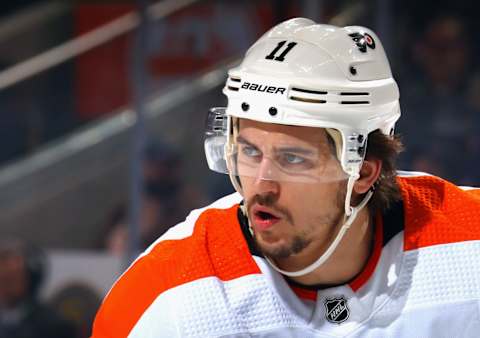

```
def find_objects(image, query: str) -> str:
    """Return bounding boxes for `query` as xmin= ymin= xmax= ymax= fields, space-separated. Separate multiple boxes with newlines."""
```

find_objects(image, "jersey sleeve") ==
xmin=91 ymin=253 xmax=174 ymax=338
xmin=91 ymin=195 xmax=249 ymax=338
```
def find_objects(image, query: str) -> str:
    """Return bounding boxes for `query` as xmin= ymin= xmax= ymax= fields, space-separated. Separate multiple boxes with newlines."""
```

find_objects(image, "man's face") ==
xmin=236 ymin=119 xmax=347 ymax=260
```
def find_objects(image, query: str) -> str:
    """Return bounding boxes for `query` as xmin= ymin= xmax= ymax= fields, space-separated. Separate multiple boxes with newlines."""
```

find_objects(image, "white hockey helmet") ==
xmin=204 ymin=18 xmax=401 ymax=277
xmin=205 ymin=17 xmax=400 ymax=181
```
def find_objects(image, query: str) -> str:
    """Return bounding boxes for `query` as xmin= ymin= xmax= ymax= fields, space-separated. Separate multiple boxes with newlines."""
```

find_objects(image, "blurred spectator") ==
xmin=102 ymin=140 xmax=207 ymax=254
xmin=397 ymin=13 xmax=480 ymax=185
xmin=0 ymin=239 xmax=76 ymax=338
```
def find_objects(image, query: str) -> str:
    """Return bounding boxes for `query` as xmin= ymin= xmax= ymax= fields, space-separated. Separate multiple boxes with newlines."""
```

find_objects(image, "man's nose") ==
xmin=253 ymin=158 xmax=280 ymax=195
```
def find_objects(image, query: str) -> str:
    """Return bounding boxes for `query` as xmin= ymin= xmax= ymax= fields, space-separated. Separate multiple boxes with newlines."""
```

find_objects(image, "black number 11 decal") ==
xmin=265 ymin=41 xmax=297 ymax=62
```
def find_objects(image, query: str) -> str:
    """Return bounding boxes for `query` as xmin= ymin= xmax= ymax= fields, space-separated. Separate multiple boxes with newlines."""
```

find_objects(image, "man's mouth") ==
xmin=251 ymin=206 xmax=281 ymax=231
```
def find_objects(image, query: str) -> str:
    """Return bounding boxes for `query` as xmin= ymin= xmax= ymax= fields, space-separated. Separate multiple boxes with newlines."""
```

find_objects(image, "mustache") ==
xmin=247 ymin=194 xmax=293 ymax=224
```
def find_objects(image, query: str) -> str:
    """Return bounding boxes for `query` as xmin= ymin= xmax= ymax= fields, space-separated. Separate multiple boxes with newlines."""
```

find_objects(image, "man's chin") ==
xmin=255 ymin=234 xmax=310 ymax=260
xmin=255 ymin=237 xmax=294 ymax=260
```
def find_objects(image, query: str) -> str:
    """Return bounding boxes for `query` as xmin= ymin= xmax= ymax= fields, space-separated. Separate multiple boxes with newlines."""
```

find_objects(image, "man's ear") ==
xmin=354 ymin=159 xmax=382 ymax=194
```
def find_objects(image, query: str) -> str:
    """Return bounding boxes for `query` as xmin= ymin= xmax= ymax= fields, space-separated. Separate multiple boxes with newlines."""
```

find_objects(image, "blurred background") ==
xmin=0 ymin=0 xmax=478 ymax=337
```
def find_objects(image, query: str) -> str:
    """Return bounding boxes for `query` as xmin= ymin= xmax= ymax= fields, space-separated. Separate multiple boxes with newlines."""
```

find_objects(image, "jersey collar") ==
xmin=237 ymin=199 xmax=405 ymax=294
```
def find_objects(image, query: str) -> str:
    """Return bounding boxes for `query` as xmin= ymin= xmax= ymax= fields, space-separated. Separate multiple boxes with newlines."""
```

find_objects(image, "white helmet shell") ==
xmin=223 ymin=18 xmax=400 ymax=177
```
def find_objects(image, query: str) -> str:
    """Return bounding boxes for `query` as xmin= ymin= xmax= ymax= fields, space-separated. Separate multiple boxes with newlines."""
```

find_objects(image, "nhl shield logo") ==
xmin=324 ymin=296 xmax=350 ymax=324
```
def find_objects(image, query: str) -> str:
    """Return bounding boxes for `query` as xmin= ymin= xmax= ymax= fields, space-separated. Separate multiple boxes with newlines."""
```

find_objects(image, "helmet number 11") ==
xmin=265 ymin=41 xmax=297 ymax=62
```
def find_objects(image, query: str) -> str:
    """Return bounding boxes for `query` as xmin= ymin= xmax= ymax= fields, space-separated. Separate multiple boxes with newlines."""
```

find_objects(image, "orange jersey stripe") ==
xmin=290 ymin=284 xmax=317 ymax=302
xmin=92 ymin=204 xmax=260 ymax=338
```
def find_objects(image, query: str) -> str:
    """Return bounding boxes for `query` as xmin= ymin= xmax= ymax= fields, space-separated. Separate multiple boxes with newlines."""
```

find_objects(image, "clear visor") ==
xmin=204 ymin=107 xmax=348 ymax=183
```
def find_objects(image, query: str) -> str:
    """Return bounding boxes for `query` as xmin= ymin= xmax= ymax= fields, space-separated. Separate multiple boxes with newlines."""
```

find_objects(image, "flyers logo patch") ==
xmin=349 ymin=32 xmax=376 ymax=53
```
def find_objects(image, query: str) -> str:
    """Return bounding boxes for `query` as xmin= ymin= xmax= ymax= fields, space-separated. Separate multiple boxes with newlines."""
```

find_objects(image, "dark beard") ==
xmin=250 ymin=181 xmax=347 ymax=260
xmin=255 ymin=233 xmax=311 ymax=259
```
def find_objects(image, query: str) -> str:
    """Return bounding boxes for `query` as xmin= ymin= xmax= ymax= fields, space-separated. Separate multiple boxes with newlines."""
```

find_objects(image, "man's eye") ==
xmin=242 ymin=145 xmax=261 ymax=157
xmin=283 ymin=153 xmax=305 ymax=164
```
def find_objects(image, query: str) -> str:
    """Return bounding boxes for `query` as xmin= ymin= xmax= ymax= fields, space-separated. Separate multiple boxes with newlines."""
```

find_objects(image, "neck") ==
xmin=275 ymin=208 xmax=374 ymax=287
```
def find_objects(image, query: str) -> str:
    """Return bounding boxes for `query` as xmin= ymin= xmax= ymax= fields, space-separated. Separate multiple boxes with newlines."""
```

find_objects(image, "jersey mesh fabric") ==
xmin=399 ymin=175 xmax=480 ymax=250
xmin=92 ymin=204 xmax=260 ymax=337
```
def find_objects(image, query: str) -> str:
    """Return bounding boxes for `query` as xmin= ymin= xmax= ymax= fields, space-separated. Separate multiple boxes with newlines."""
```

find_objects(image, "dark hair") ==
xmin=365 ymin=130 xmax=404 ymax=214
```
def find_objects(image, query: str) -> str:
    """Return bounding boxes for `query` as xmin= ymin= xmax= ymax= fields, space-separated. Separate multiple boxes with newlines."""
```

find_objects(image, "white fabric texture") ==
xmin=129 ymin=232 xmax=480 ymax=337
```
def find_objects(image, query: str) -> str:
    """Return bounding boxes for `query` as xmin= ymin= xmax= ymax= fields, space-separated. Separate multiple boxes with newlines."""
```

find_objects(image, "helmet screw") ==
xmin=241 ymin=102 xmax=249 ymax=112
xmin=357 ymin=134 xmax=364 ymax=143
xmin=269 ymin=107 xmax=278 ymax=116
xmin=349 ymin=66 xmax=357 ymax=75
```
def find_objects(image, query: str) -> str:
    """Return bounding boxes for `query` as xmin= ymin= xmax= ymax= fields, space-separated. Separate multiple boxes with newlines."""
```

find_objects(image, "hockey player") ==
xmin=91 ymin=18 xmax=480 ymax=337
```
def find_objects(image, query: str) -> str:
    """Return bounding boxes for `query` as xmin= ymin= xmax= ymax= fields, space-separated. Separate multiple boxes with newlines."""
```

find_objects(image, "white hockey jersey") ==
xmin=92 ymin=173 xmax=480 ymax=337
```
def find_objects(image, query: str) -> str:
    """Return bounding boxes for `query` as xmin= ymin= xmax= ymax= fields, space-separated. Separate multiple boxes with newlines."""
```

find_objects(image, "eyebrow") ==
xmin=236 ymin=135 xmax=316 ymax=156
xmin=236 ymin=135 xmax=256 ymax=146
xmin=276 ymin=146 xmax=316 ymax=156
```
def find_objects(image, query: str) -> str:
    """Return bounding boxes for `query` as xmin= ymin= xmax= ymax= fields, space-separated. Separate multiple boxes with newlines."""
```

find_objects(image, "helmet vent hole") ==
xmin=290 ymin=96 xmax=327 ymax=104
xmin=291 ymin=87 xmax=327 ymax=95
xmin=340 ymin=92 xmax=369 ymax=96
xmin=289 ymin=87 xmax=328 ymax=104
xmin=339 ymin=92 xmax=370 ymax=104
xmin=287 ymin=88 xmax=371 ymax=104
xmin=227 ymin=77 xmax=241 ymax=91
xmin=340 ymin=101 xmax=370 ymax=104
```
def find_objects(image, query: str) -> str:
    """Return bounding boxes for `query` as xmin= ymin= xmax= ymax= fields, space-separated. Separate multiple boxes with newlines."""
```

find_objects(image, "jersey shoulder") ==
xmin=397 ymin=171 xmax=480 ymax=251
xmin=91 ymin=192 xmax=260 ymax=338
